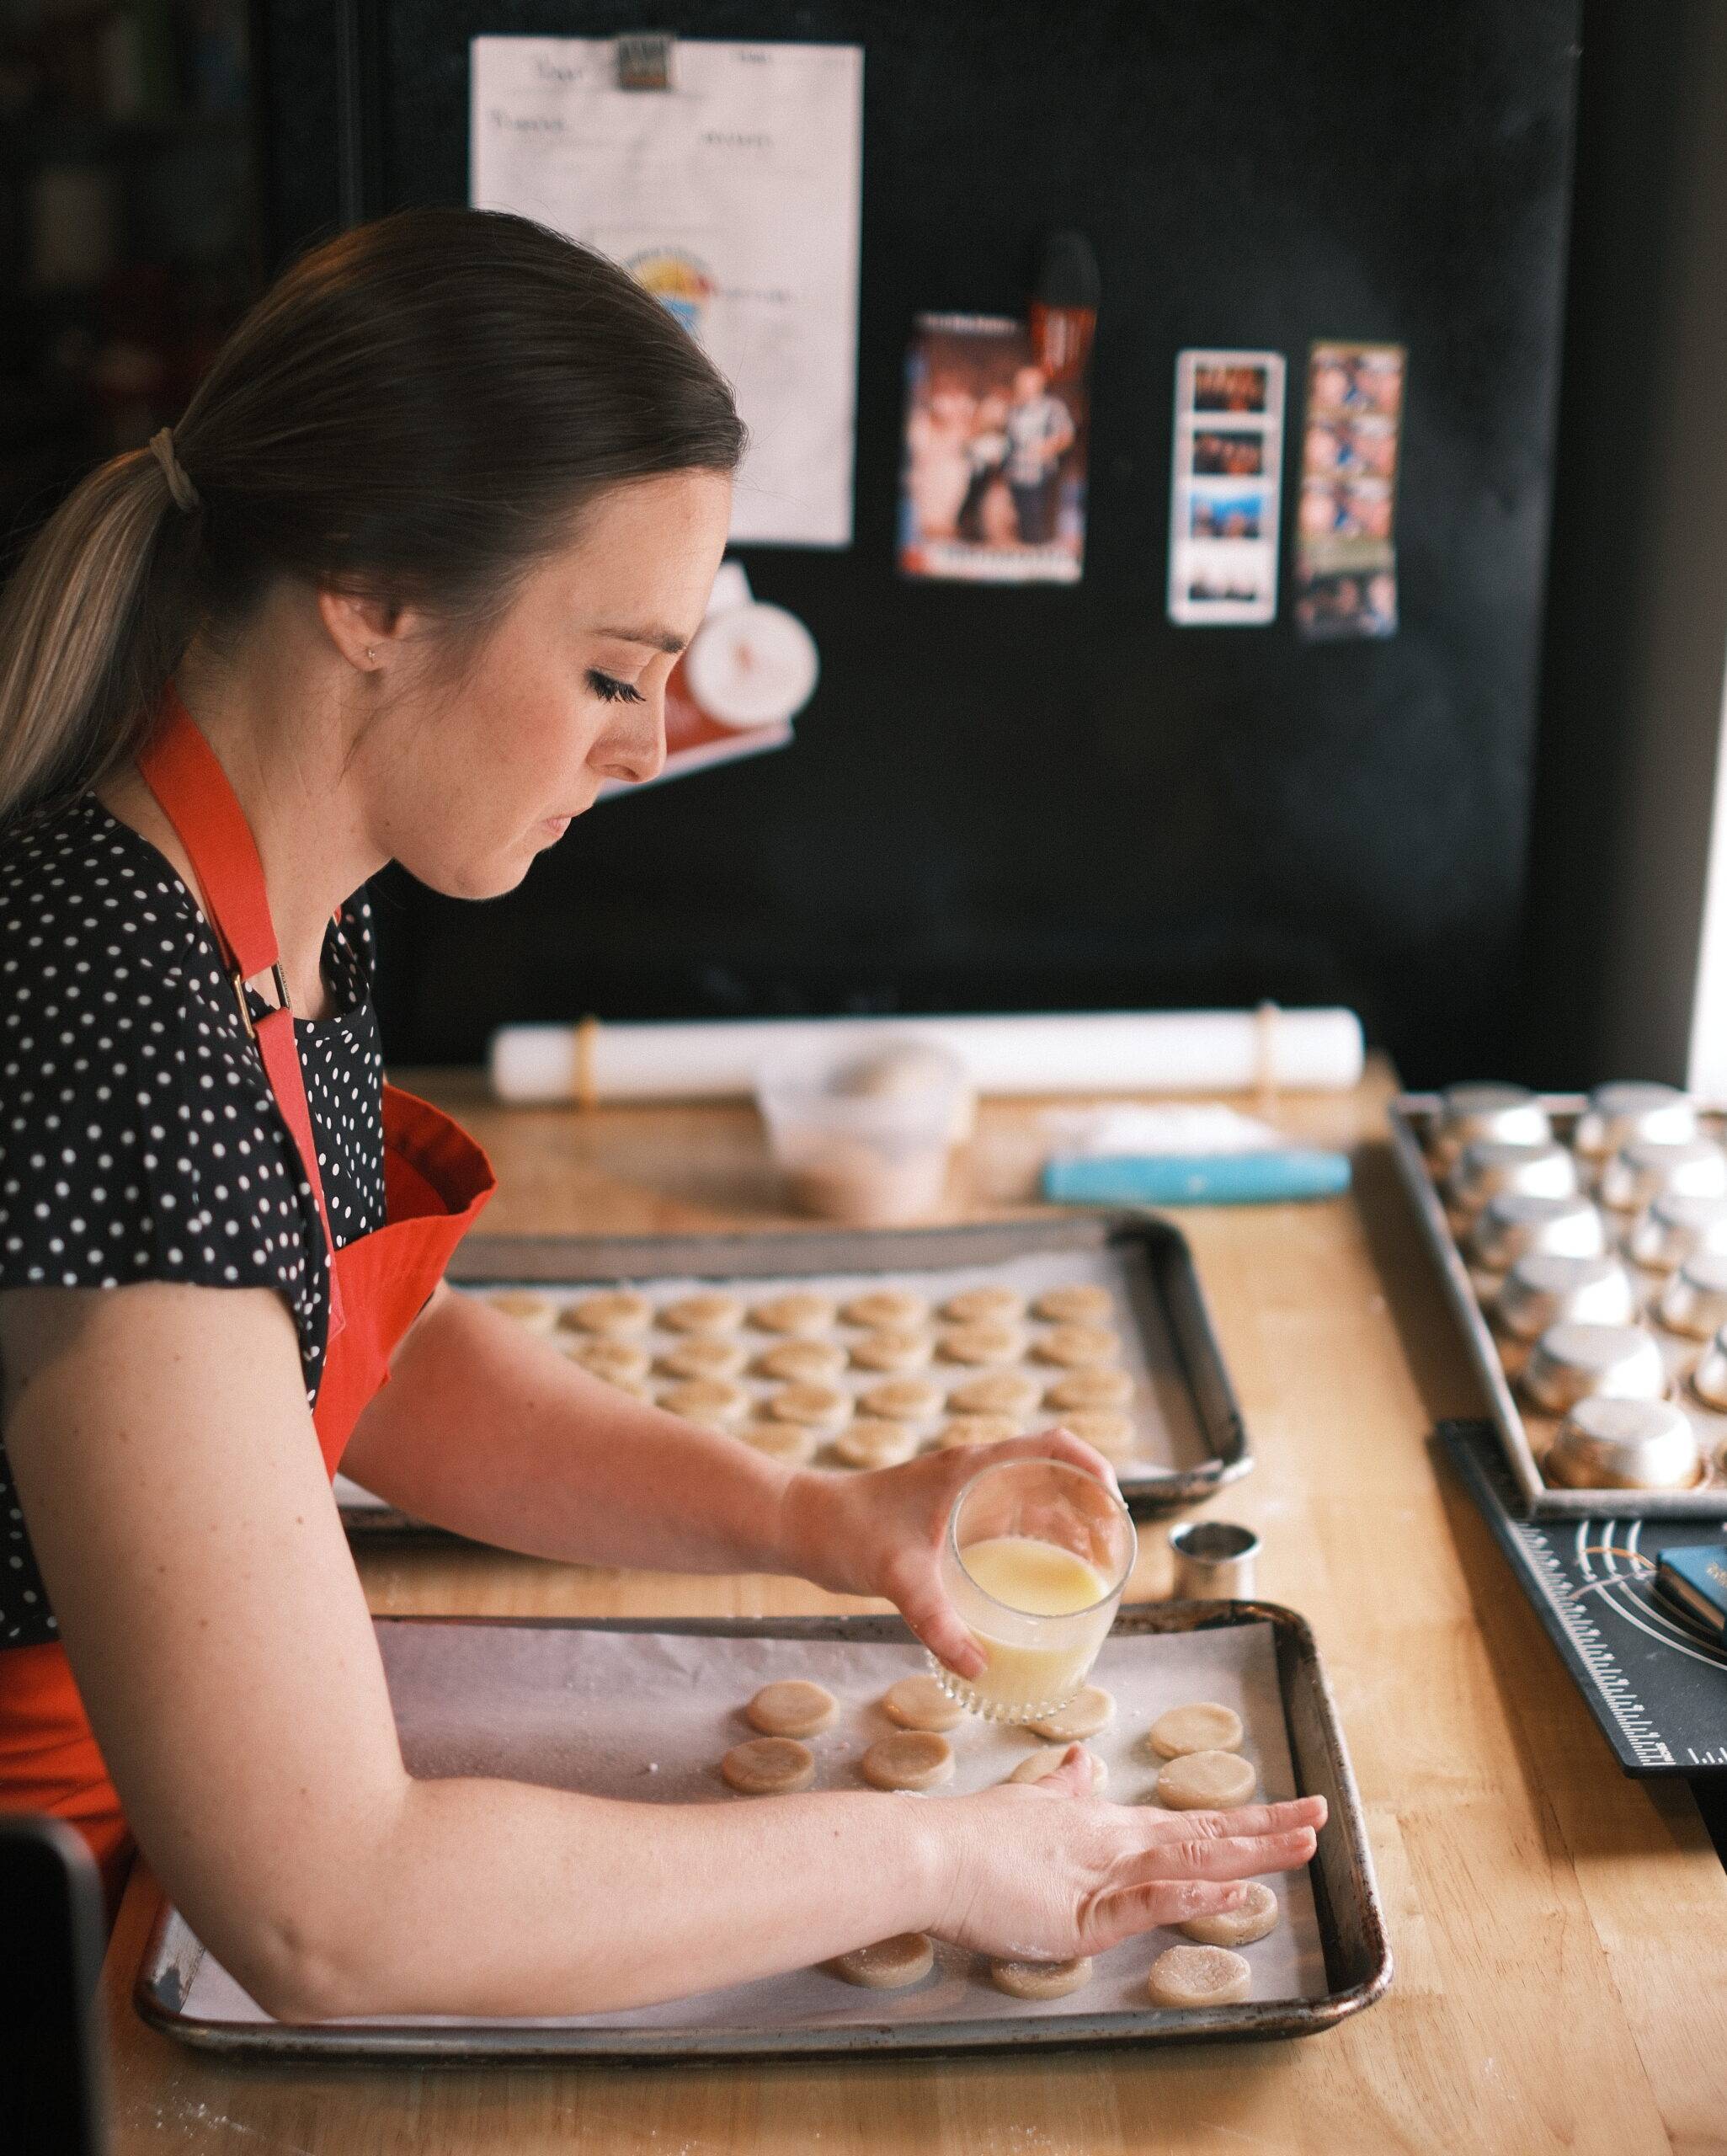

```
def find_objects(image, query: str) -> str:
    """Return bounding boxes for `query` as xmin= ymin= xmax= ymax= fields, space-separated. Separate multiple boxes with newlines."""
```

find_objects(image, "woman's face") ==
xmin=369 ymin=467 xmax=732 ymax=899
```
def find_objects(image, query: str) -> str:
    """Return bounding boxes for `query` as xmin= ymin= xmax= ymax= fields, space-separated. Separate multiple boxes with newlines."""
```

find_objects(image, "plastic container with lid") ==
xmin=755 ymin=1038 xmax=971 ymax=1226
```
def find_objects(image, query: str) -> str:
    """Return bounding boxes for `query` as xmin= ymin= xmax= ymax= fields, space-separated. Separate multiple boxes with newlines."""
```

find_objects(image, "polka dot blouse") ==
xmin=0 ymin=794 xmax=386 ymax=1646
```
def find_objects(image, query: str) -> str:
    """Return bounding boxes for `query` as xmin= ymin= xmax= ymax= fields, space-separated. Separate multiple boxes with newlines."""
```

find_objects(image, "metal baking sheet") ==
xmin=134 ymin=1604 xmax=1389 ymax=2063
xmin=337 ymin=1214 xmax=1250 ymax=1534
xmin=1391 ymin=1092 xmax=1727 ymax=1519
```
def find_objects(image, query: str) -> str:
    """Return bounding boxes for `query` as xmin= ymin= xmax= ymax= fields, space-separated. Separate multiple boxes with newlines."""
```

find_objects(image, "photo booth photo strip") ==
xmin=1166 ymin=349 xmax=1287 ymax=627
xmin=1293 ymin=340 xmax=1406 ymax=641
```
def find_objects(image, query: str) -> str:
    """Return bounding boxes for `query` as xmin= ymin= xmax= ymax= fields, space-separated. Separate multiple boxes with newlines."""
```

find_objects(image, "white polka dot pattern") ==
xmin=0 ymin=795 xmax=386 ymax=1646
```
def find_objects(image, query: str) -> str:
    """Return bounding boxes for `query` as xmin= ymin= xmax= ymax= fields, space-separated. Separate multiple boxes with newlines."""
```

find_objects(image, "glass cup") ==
xmin=929 ymin=1458 xmax=1137 ymax=1723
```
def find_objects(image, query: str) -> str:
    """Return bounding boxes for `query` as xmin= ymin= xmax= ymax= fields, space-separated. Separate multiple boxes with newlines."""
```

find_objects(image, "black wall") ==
xmin=259 ymin=2 xmax=1580 ymax=1081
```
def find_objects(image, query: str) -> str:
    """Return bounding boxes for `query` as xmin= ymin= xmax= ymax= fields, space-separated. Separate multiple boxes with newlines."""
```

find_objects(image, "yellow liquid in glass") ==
xmin=957 ymin=1535 xmax=1114 ymax=1714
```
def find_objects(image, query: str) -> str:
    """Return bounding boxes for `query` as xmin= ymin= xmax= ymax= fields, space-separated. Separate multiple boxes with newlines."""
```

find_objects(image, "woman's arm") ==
xmin=1 ymin=1279 xmax=1321 ymax=2020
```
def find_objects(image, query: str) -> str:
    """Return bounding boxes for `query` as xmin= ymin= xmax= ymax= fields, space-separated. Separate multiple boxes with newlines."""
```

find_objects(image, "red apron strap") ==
xmin=135 ymin=686 xmax=346 ymax=1337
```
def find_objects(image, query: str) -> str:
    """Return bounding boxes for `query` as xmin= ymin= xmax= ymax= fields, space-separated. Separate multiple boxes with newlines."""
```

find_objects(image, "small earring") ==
xmin=365 ymin=646 xmax=376 ymax=664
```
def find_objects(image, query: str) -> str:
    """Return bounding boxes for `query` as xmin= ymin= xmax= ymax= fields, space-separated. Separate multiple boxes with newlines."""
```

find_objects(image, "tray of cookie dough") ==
xmin=333 ymin=1214 xmax=1250 ymax=1534
xmin=133 ymin=1604 xmax=1390 ymax=2062
xmin=1390 ymin=1082 xmax=1727 ymax=1518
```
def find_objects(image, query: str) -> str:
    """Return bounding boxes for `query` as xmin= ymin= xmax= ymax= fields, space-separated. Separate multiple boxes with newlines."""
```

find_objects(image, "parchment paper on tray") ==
xmin=166 ymin=1617 xmax=1329 ymax=2034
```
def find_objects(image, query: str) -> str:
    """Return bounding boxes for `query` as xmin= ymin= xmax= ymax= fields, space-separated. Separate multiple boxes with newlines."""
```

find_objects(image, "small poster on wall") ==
xmin=897 ymin=312 xmax=1089 ymax=584
xmin=1293 ymin=341 xmax=1405 ymax=639
xmin=1166 ymin=350 xmax=1287 ymax=625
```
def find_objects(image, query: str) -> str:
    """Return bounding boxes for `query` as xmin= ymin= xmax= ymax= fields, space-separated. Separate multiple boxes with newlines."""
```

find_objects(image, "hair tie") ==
xmin=147 ymin=427 xmax=201 ymax=515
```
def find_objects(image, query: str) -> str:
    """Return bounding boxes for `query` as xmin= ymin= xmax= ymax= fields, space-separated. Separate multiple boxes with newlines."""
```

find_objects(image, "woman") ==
xmin=0 ymin=209 xmax=1322 ymax=2018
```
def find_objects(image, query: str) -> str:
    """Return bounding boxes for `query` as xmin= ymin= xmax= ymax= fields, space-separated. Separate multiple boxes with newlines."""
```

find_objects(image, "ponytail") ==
xmin=0 ymin=446 xmax=203 ymax=827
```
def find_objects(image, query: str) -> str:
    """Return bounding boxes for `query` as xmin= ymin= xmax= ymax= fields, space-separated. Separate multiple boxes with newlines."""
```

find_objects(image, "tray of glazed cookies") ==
xmin=333 ymin=1214 xmax=1250 ymax=1534
xmin=1391 ymin=1082 xmax=1727 ymax=1518
xmin=133 ymin=1604 xmax=1389 ymax=2062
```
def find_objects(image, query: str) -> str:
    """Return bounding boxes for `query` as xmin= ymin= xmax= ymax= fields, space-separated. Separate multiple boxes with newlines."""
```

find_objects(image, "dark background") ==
xmin=254 ymin=0 xmax=1580 ymax=1083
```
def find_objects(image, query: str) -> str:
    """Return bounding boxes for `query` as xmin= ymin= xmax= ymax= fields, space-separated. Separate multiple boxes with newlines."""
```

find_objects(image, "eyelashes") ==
xmin=588 ymin=670 xmax=644 ymax=705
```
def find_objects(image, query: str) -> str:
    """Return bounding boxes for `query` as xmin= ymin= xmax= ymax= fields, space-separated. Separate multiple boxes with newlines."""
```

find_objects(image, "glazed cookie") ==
xmin=720 ymin=1737 xmax=815 ymax=1796
xmin=1179 ymin=1881 xmax=1280 ymax=1948
xmin=949 ymin=1370 xmax=1043 ymax=1417
xmin=658 ymin=1378 xmax=749 ymax=1428
xmin=832 ymin=1420 xmax=919 ymax=1470
xmin=657 ymin=1335 xmax=749 ymax=1381
xmin=842 ymin=1289 xmax=930 ymax=1331
xmin=1028 ymin=1685 xmax=1114 ymax=1742
xmin=754 ymin=1338 xmax=849 ymax=1384
xmin=831 ymin=1934 xmax=934 ymax=1989
xmin=1145 ymin=1703 xmax=1245 ymax=1759
xmin=1032 ymin=1283 xmax=1116 ymax=1325
xmin=938 ymin=1321 xmax=1026 ymax=1367
xmin=561 ymin=1289 xmax=654 ymax=1339
xmin=766 ymin=1382 xmax=853 ymax=1429
xmin=749 ymin=1291 xmax=837 ymax=1336
xmin=990 ymin=1956 xmax=1094 ymax=2000
xmin=849 ymin=1330 xmax=935 ymax=1374
xmin=745 ymin=1680 xmax=837 ymax=1738
xmin=1007 ymin=1746 xmax=1106 ymax=1791
xmin=1147 ymin=1944 xmax=1251 ymax=2009
xmin=738 ymin=1422 xmax=819 ymax=1464
xmin=1155 ymin=1749 xmax=1257 ymax=1811
xmin=487 ymin=1289 xmax=557 ymax=1333
xmin=882 ymin=1673 xmax=966 ymax=1732
xmin=1045 ymin=1368 xmax=1134 ymax=1412
xmin=1060 ymin=1410 xmax=1136 ymax=1460
xmin=860 ymin=1377 xmax=946 ymax=1422
xmin=565 ymin=1337 xmax=652 ymax=1384
xmin=659 ymin=1291 xmax=745 ymax=1335
xmin=936 ymin=1414 xmax=1021 ymax=1449
xmin=941 ymin=1285 xmax=1027 ymax=1325
xmin=861 ymin=1731 xmax=955 ymax=1791
xmin=1031 ymin=1324 xmax=1120 ymax=1369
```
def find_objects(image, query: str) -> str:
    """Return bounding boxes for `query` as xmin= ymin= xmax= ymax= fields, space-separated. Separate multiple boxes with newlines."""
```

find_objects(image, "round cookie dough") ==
xmin=989 ymin=1956 xmax=1094 ymax=2000
xmin=842 ymin=1289 xmax=930 ymax=1331
xmin=1155 ymin=1749 xmax=1258 ymax=1812
xmin=831 ymin=1934 xmax=934 ymax=1989
xmin=1060 ymin=1410 xmax=1136 ymax=1461
xmin=850 ymin=1330 xmax=935 ymax=1374
xmin=1146 ymin=1703 xmax=1245 ymax=1760
xmin=565 ymin=1337 xmax=651 ymax=1383
xmin=950 ymin=1370 xmax=1043 ymax=1417
xmin=938 ymin=1322 xmax=1026 ymax=1367
xmin=937 ymin=1414 xmax=1021 ymax=1449
xmin=487 ymin=1289 xmax=557 ymax=1333
xmin=659 ymin=1291 xmax=745 ymax=1335
xmin=767 ymin=1382 xmax=853 ymax=1429
xmin=1007 ymin=1746 xmax=1106 ymax=1791
xmin=561 ymin=1290 xmax=654 ymax=1339
xmin=1147 ymin=1943 xmax=1252 ymax=2009
xmin=861 ymin=1377 xmax=946 ymax=1422
xmin=754 ymin=1338 xmax=849 ymax=1383
xmin=745 ymin=1680 xmax=837 ymax=1738
xmin=882 ymin=1673 xmax=966 ymax=1732
xmin=1032 ymin=1283 xmax=1116 ymax=1325
xmin=1031 ymin=1324 xmax=1120 ymax=1369
xmin=832 ymin=1420 xmax=919 ymax=1470
xmin=1029 ymin=1685 xmax=1114 ymax=1742
xmin=750 ymin=1291 xmax=837 ymax=1337
xmin=861 ymin=1731 xmax=955 ymax=1791
xmin=738 ymin=1422 xmax=819 ymax=1464
xmin=658 ymin=1378 xmax=749 ymax=1428
xmin=941 ymin=1285 xmax=1027 ymax=1325
xmin=1045 ymin=1368 xmax=1134 ymax=1412
xmin=658 ymin=1335 xmax=749 ymax=1381
xmin=1179 ymin=1881 xmax=1281 ymax=1948
xmin=720 ymin=1737 xmax=815 ymax=1795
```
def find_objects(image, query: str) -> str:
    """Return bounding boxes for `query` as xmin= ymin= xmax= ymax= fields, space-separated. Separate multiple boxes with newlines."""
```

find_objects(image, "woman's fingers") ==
xmin=965 ymin=1425 xmax=1122 ymax=1493
xmin=1127 ymin=1823 xmax=1319 ymax=1886
xmin=1143 ymin=1796 xmax=1327 ymax=1844
xmin=1090 ymin=1876 xmax=1261 ymax=1947
xmin=887 ymin=1558 xmax=986 ymax=1678
xmin=1026 ymin=1744 xmax=1096 ymax=1799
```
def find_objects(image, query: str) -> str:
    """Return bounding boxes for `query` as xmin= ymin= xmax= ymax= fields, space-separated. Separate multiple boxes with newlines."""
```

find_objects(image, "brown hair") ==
xmin=0 ymin=207 xmax=746 ymax=826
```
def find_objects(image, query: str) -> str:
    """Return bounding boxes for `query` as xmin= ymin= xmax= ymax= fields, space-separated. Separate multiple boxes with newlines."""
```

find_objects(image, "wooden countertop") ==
xmin=103 ymin=1058 xmax=1727 ymax=2153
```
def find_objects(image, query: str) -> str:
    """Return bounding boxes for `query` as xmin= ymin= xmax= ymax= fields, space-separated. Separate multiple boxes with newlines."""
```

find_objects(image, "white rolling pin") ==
xmin=489 ymin=1007 xmax=1365 ymax=1106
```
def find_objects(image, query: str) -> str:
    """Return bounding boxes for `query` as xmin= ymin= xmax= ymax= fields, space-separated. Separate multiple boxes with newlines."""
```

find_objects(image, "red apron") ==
xmin=0 ymin=685 xmax=495 ymax=1920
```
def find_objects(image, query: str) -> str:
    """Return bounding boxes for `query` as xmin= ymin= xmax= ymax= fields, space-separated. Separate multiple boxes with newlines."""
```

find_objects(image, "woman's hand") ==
xmin=781 ymin=1428 xmax=1122 ymax=1678
xmin=928 ymin=1748 xmax=1327 ymax=1960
